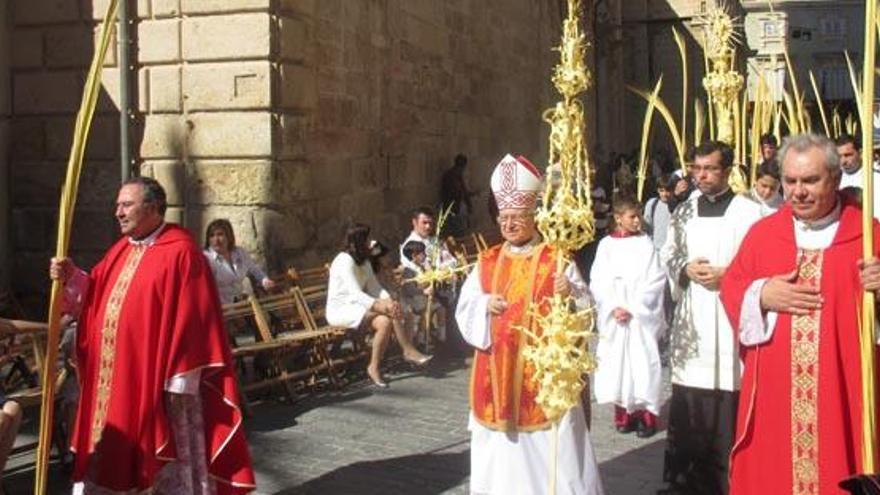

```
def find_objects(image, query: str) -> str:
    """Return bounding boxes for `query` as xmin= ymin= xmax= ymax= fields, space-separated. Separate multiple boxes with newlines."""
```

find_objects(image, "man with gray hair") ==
xmin=721 ymin=133 xmax=880 ymax=494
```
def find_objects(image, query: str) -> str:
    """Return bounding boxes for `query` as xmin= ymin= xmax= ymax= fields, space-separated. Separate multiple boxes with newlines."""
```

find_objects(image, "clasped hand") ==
xmin=374 ymin=299 xmax=403 ymax=320
xmin=554 ymin=276 xmax=571 ymax=297
xmin=686 ymin=257 xmax=725 ymax=290
xmin=612 ymin=308 xmax=631 ymax=324
xmin=487 ymin=295 xmax=508 ymax=316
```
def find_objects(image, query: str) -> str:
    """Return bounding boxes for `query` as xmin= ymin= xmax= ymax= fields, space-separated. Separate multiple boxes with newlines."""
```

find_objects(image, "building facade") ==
xmin=2 ymin=0 xmax=566 ymax=310
xmin=742 ymin=0 xmax=864 ymax=103
xmin=2 ymin=0 xmax=865 ymax=310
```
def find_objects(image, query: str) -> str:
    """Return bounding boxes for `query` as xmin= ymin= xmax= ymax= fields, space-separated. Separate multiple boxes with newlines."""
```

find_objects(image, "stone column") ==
xmin=136 ymin=0 xmax=278 ymax=264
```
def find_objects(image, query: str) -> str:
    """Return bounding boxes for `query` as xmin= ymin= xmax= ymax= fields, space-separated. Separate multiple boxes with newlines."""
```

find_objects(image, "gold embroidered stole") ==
xmin=470 ymin=244 xmax=556 ymax=431
xmin=90 ymin=245 xmax=147 ymax=450
xmin=791 ymin=249 xmax=822 ymax=494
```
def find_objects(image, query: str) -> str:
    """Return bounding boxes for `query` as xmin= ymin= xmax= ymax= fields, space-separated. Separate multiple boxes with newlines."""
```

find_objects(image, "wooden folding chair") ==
xmin=289 ymin=265 xmax=371 ymax=383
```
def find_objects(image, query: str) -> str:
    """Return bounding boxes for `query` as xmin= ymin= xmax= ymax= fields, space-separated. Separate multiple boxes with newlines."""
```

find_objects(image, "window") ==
xmin=819 ymin=17 xmax=846 ymax=39
xmin=762 ymin=20 xmax=781 ymax=39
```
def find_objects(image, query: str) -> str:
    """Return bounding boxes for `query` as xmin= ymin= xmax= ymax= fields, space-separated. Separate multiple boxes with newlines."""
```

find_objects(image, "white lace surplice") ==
xmin=74 ymin=369 xmax=216 ymax=495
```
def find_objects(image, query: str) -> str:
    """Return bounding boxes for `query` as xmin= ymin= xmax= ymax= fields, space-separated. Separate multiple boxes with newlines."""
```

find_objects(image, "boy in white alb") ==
xmin=591 ymin=197 xmax=667 ymax=438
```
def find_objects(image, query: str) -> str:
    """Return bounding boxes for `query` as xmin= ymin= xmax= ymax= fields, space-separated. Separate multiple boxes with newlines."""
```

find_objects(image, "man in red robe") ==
xmin=51 ymin=177 xmax=255 ymax=494
xmin=720 ymin=134 xmax=880 ymax=495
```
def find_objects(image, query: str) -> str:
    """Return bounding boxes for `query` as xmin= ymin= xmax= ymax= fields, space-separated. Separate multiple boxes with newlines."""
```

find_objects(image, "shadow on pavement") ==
xmin=4 ymin=460 xmax=69 ymax=494
xmin=274 ymin=450 xmax=469 ymax=495
xmin=598 ymin=438 xmax=666 ymax=494
xmin=246 ymin=387 xmax=375 ymax=433
xmin=385 ymin=353 xmax=469 ymax=383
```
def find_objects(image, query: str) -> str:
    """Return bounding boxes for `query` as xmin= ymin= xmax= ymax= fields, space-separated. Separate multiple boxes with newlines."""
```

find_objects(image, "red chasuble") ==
xmin=70 ymin=225 xmax=255 ymax=493
xmin=470 ymin=243 xmax=558 ymax=432
xmin=720 ymin=199 xmax=880 ymax=495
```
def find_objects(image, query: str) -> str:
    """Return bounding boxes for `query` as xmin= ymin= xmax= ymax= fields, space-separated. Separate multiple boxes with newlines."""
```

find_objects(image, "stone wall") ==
xmin=8 ymin=0 xmax=122 ymax=309
xmin=0 ymin=1 xmax=10 ymax=287
xmin=135 ymin=0 xmax=278 ymax=266
xmin=5 ymin=0 xmax=566 ymax=310
xmin=275 ymin=0 xmax=564 ymax=268
xmin=136 ymin=0 xmax=564 ymax=270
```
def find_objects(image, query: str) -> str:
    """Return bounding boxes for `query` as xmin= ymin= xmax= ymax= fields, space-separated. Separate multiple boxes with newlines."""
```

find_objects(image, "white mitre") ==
xmin=490 ymin=154 xmax=543 ymax=210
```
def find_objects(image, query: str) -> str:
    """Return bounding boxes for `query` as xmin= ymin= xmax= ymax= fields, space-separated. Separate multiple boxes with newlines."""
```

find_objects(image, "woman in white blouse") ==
xmin=327 ymin=223 xmax=431 ymax=387
xmin=203 ymin=219 xmax=276 ymax=305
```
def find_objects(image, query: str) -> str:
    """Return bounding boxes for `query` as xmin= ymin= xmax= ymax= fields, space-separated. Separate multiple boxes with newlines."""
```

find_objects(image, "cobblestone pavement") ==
xmin=4 ymin=355 xmax=669 ymax=494
xmin=250 ymin=355 xmax=669 ymax=495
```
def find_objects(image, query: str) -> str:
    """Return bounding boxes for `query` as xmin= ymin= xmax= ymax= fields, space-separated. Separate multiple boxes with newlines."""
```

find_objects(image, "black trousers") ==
xmin=662 ymin=384 xmax=738 ymax=495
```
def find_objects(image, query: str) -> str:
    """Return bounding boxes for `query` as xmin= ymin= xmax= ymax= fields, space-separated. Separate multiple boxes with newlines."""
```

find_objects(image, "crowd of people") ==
xmin=0 ymin=132 xmax=876 ymax=495
xmin=455 ymin=134 xmax=880 ymax=495
xmin=10 ymin=158 xmax=469 ymax=493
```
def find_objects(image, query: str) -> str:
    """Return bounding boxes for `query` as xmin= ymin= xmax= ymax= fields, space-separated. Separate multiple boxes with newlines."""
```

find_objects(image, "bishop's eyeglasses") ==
xmin=496 ymin=213 xmax=534 ymax=225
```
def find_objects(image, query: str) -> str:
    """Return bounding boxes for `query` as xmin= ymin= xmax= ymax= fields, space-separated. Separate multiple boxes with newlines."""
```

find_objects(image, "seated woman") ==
xmin=203 ymin=219 xmax=275 ymax=305
xmin=326 ymin=223 xmax=431 ymax=388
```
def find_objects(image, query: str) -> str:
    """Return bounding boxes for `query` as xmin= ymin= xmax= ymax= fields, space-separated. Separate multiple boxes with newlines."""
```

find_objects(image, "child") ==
xmin=749 ymin=159 xmax=782 ymax=216
xmin=643 ymin=173 xmax=674 ymax=252
xmin=400 ymin=240 xmax=446 ymax=345
xmin=590 ymin=197 xmax=667 ymax=438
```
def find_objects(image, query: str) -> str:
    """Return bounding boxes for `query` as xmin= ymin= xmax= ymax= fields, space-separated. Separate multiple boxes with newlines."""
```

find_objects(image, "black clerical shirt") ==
xmin=697 ymin=188 xmax=735 ymax=217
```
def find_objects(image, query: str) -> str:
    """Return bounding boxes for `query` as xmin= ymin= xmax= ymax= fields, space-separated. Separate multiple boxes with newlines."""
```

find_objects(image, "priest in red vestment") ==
xmin=720 ymin=134 xmax=880 ymax=495
xmin=51 ymin=177 xmax=255 ymax=494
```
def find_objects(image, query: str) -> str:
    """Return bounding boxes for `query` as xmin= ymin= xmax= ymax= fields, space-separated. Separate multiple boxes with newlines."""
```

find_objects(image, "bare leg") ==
xmin=367 ymin=314 xmax=392 ymax=384
xmin=392 ymin=319 xmax=430 ymax=362
xmin=0 ymin=401 xmax=22 ymax=478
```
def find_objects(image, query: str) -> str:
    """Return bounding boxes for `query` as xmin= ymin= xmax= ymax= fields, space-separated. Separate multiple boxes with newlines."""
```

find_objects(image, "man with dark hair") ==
xmin=836 ymin=133 xmax=866 ymax=187
xmin=835 ymin=133 xmax=880 ymax=218
xmin=125 ymin=175 xmax=168 ymax=215
xmin=399 ymin=206 xmax=458 ymax=347
xmin=668 ymin=147 xmax=699 ymax=213
xmin=399 ymin=206 xmax=456 ymax=273
xmin=440 ymin=153 xmax=475 ymax=236
xmin=50 ymin=177 xmax=255 ymax=493
xmin=658 ymin=141 xmax=763 ymax=494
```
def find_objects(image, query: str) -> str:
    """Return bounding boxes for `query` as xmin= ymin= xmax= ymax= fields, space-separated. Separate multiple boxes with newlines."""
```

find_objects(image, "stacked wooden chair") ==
xmin=220 ymin=274 xmax=344 ymax=409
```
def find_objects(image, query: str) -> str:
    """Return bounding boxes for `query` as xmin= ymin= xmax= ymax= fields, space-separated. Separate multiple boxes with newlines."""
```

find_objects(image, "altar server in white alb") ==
xmin=658 ymin=141 xmax=762 ymax=495
xmin=455 ymin=154 xmax=603 ymax=495
xmin=591 ymin=197 xmax=667 ymax=439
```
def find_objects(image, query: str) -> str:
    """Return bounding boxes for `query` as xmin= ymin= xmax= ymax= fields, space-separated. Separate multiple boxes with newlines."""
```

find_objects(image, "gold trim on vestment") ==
xmin=511 ymin=244 xmax=545 ymax=427
xmin=488 ymin=251 xmax=506 ymax=424
xmin=90 ymin=245 xmax=147 ymax=450
xmin=470 ymin=243 xmax=553 ymax=432
xmin=791 ymin=249 xmax=822 ymax=495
